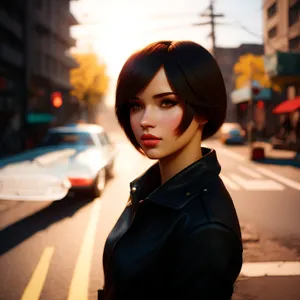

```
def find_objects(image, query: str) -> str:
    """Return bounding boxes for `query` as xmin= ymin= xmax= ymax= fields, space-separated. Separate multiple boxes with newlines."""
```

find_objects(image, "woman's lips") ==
xmin=141 ymin=139 xmax=161 ymax=147
xmin=140 ymin=134 xmax=161 ymax=147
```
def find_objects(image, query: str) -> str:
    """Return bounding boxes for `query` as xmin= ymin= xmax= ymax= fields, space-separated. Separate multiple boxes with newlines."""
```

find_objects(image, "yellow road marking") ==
xmin=68 ymin=199 xmax=102 ymax=300
xmin=21 ymin=247 xmax=54 ymax=300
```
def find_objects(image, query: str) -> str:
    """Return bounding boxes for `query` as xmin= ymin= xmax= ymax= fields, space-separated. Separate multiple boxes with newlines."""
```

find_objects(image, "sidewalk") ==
xmin=253 ymin=141 xmax=298 ymax=159
xmin=234 ymin=223 xmax=300 ymax=300
xmin=214 ymin=139 xmax=300 ymax=169
xmin=219 ymin=141 xmax=297 ymax=160
xmin=241 ymin=223 xmax=299 ymax=263
xmin=233 ymin=276 xmax=300 ymax=300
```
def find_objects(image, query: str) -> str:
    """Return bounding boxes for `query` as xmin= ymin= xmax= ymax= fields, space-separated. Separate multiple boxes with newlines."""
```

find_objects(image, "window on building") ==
xmin=289 ymin=1 xmax=300 ymax=27
xmin=267 ymin=2 xmax=277 ymax=19
xmin=268 ymin=26 xmax=277 ymax=39
xmin=289 ymin=35 xmax=300 ymax=51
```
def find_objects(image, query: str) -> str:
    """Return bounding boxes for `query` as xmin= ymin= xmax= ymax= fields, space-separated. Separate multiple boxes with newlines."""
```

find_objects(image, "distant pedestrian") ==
xmin=98 ymin=41 xmax=243 ymax=300
xmin=295 ymin=111 xmax=300 ymax=156
xmin=281 ymin=114 xmax=292 ymax=140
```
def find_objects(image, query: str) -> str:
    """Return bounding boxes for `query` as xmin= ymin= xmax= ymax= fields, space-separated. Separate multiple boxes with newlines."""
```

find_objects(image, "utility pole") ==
xmin=194 ymin=0 xmax=225 ymax=59
xmin=247 ymin=62 xmax=267 ymax=161
xmin=248 ymin=63 xmax=254 ymax=150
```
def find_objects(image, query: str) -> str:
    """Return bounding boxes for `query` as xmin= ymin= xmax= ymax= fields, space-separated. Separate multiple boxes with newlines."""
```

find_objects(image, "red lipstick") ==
xmin=140 ymin=134 xmax=161 ymax=147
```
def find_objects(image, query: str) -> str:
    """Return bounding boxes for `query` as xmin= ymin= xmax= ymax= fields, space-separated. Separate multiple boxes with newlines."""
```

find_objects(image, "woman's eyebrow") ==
xmin=132 ymin=92 xmax=177 ymax=101
xmin=152 ymin=92 xmax=177 ymax=99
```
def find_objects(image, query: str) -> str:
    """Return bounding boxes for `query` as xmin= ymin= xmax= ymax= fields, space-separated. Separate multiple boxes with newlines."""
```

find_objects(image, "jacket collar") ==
xmin=130 ymin=148 xmax=221 ymax=209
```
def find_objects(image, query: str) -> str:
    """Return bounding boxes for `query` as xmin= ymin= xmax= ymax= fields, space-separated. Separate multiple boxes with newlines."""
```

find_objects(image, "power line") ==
xmin=74 ymin=1 xmax=268 ymax=55
xmin=233 ymin=21 xmax=280 ymax=52
xmin=234 ymin=21 xmax=262 ymax=40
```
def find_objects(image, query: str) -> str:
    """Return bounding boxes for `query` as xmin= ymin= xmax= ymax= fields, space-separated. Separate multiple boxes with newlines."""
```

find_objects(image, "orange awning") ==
xmin=272 ymin=96 xmax=300 ymax=114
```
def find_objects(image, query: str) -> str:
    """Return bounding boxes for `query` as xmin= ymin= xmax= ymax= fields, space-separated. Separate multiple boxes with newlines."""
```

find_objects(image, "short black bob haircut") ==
xmin=115 ymin=40 xmax=227 ymax=154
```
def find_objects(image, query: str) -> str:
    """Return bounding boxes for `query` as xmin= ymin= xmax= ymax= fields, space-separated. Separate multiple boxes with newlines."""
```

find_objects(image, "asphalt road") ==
xmin=0 ymin=134 xmax=153 ymax=300
xmin=1 ymin=133 xmax=300 ymax=299
xmin=205 ymin=139 xmax=300 ymax=255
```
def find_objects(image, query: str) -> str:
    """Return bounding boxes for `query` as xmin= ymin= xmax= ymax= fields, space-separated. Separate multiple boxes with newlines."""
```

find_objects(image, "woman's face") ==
xmin=129 ymin=67 xmax=201 ymax=160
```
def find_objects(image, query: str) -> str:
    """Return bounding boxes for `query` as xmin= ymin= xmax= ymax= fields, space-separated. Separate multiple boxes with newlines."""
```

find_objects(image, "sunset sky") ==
xmin=71 ymin=0 xmax=263 ymax=79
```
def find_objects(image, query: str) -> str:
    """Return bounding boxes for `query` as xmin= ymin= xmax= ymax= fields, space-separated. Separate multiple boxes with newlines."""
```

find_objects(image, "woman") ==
xmin=99 ymin=40 xmax=243 ymax=300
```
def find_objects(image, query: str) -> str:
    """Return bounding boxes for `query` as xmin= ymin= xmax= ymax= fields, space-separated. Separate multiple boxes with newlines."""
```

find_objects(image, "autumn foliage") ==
xmin=70 ymin=53 xmax=109 ymax=105
xmin=234 ymin=54 xmax=281 ymax=92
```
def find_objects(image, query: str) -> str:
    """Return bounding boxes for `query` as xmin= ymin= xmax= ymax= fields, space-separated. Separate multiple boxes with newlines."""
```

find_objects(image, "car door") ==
xmin=97 ymin=132 xmax=116 ymax=164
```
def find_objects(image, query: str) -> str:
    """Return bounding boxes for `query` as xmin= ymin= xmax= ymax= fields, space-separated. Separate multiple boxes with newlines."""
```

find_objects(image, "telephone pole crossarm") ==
xmin=195 ymin=0 xmax=225 ymax=58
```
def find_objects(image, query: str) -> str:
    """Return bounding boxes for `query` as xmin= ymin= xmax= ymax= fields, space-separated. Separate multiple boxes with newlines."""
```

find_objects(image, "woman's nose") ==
xmin=140 ymin=108 xmax=156 ymax=128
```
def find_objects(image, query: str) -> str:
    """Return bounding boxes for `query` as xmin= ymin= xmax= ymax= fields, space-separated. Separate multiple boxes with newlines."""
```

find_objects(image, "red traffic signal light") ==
xmin=257 ymin=100 xmax=264 ymax=109
xmin=51 ymin=92 xmax=63 ymax=108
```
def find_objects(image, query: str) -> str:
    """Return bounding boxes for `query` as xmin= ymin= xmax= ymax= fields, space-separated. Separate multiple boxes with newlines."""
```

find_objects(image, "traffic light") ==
xmin=51 ymin=92 xmax=63 ymax=108
xmin=256 ymin=100 xmax=264 ymax=109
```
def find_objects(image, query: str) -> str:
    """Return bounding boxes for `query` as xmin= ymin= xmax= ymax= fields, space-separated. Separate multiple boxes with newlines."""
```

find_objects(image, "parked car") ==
xmin=0 ymin=124 xmax=117 ymax=200
xmin=219 ymin=123 xmax=246 ymax=145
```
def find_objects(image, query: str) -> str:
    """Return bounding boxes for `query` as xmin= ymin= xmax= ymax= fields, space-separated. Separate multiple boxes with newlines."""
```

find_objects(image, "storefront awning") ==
xmin=231 ymin=86 xmax=271 ymax=104
xmin=272 ymin=96 xmax=300 ymax=114
xmin=264 ymin=51 xmax=300 ymax=78
xmin=27 ymin=113 xmax=55 ymax=124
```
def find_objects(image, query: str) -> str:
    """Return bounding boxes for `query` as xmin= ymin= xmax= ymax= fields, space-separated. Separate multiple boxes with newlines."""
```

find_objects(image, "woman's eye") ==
xmin=160 ymin=99 xmax=178 ymax=108
xmin=129 ymin=102 xmax=142 ymax=111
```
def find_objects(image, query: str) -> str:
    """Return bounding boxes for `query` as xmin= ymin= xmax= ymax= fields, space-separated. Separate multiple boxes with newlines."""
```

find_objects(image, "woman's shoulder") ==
xmin=182 ymin=176 xmax=242 ymax=241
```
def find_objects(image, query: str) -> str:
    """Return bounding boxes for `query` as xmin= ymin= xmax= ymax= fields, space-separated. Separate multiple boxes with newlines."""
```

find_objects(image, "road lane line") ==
xmin=240 ymin=261 xmax=300 ymax=277
xmin=68 ymin=199 xmax=102 ymax=300
xmin=21 ymin=247 xmax=54 ymax=300
xmin=238 ymin=166 xmax=263 ymax=179
xmin=255 ymin=167 xmax=300 ymax=191
xmin=229 ymin=173 xmax=285 ymax=191
xmin=220 ymin=174 xmax=241 ymax=191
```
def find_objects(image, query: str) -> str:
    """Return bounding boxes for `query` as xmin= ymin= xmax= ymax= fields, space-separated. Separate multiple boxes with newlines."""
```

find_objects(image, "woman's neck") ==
xmin=159 ymin=130 xmax=203 ymax=184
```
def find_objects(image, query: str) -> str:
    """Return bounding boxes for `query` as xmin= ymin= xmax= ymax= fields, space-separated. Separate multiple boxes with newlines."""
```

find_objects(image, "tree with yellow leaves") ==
xmin=70 ymin=52 xmax=109 ymax=122
xmin=234 ymin=53 xmax=281 ymax=92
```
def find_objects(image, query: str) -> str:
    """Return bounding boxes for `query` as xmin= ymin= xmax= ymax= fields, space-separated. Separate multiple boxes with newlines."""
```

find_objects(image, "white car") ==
xmin=0 ymin=124 xmax=117 ymax=201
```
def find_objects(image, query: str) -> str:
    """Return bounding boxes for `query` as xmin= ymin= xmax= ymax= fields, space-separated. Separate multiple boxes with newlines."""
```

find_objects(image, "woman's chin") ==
xmin=143 ymin=148 xmax=164 ymax=160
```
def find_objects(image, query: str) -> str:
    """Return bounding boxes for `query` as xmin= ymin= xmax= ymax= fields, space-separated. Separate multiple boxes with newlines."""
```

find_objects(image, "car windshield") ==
xmin=39 ymin=131 xmax=95 ymax=147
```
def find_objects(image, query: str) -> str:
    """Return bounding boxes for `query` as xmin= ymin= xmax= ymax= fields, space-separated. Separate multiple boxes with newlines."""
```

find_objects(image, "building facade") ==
xmin=0 ymin=0 xmax=79 ymax=155
xmin=0 ymin=0 xmax=28 ymax=154
xmin=264 ymin=0 xmax=300 ymax=98
xmin=29 ymin=0 xmax=79 ymax=123
xmin=215 ymin=44 xmax=264 ymax=123
xmin=264 ymin=0 xmax=300 ymax=55
xmin=263 ymin=0 xmax=300 ymax=144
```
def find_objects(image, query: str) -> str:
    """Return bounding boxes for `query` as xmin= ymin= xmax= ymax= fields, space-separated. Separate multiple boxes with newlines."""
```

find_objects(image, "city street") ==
xmin=1 ymin=115 xmax=300 ymax=299
xmin=1 ymin=0 xmax=300 ymax=299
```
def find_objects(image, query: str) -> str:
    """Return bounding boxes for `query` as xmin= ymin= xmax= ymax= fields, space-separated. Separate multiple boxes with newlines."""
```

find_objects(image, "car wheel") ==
xmin=92 ymin=168 xmax=106 ymax=198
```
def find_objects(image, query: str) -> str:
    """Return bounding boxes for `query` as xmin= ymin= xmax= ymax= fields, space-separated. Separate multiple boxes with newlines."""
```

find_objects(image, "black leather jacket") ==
xmin=99 ymin=148 xmax=243 ymax=300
